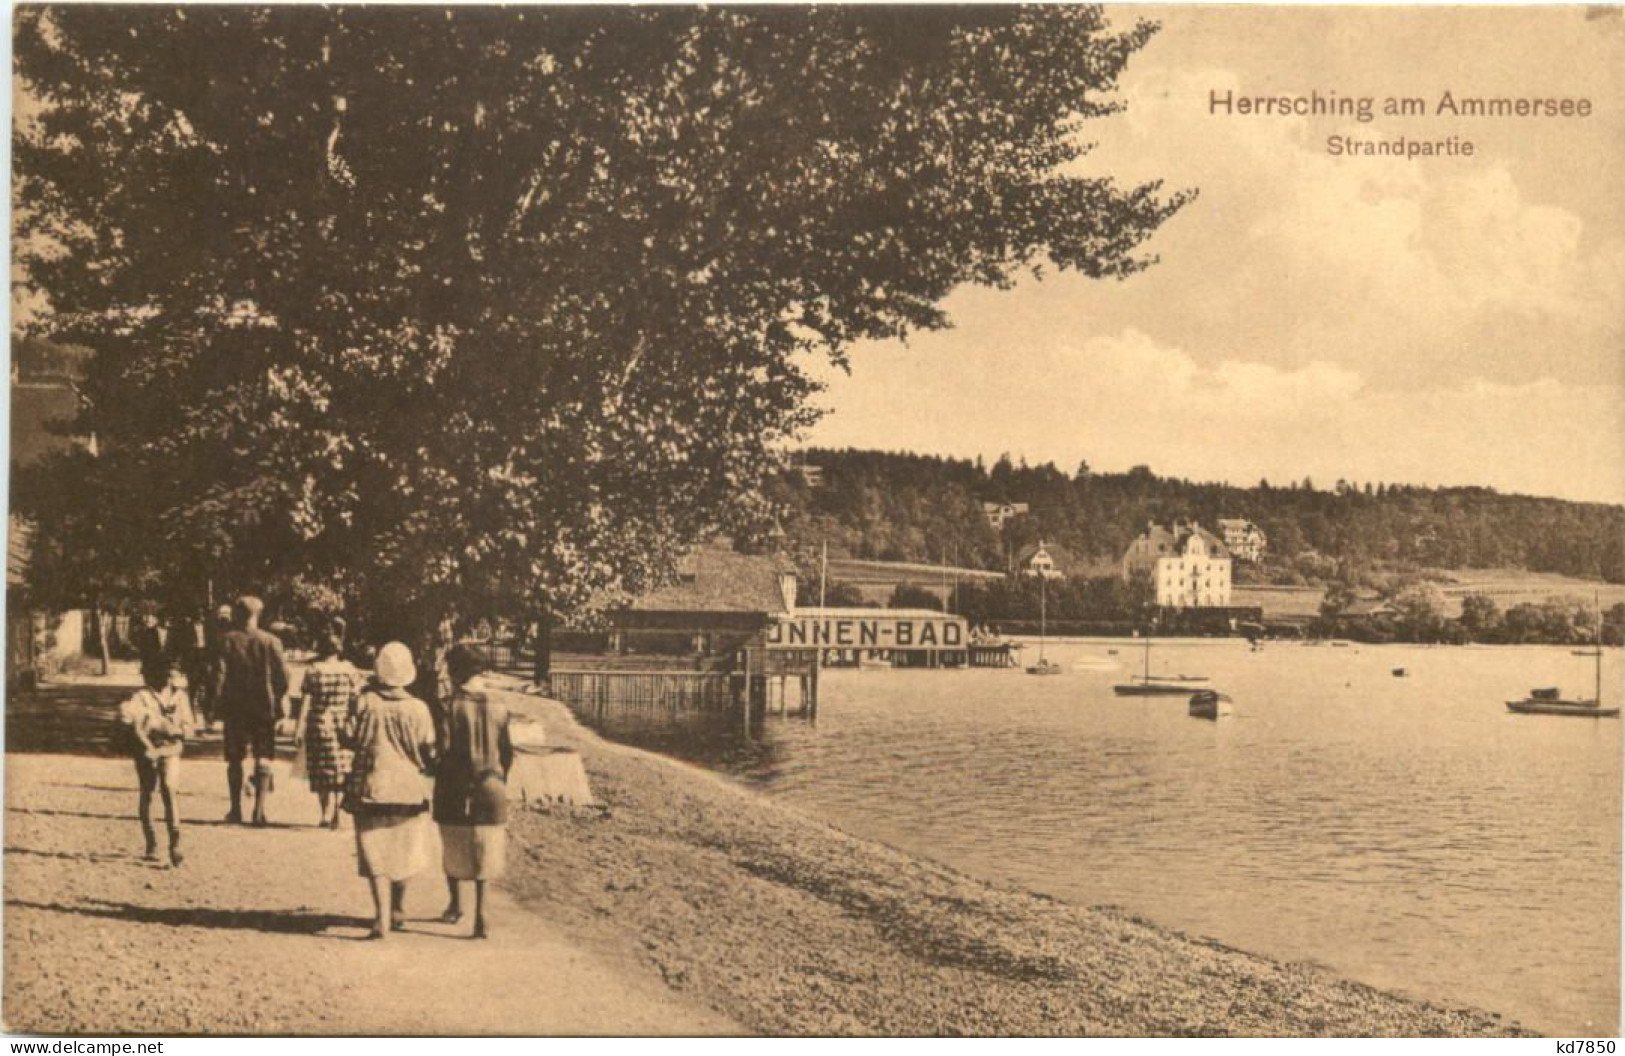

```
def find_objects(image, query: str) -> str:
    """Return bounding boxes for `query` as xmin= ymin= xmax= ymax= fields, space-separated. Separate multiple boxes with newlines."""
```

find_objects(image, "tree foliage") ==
xmin=14 ymin=6 xmax=1186 ymax=634
xmin=1458 ymin=593 xmax=1501 ymax=641
xmin=778 ymin=448 xmax=1625 ymax=585
xmin=888 ymin=582 xmax=944 ymax=612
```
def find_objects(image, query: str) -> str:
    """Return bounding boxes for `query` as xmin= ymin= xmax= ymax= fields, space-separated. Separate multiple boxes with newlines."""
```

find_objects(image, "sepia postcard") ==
xmin=5 ymin=4 xmax=1622 ymax=1041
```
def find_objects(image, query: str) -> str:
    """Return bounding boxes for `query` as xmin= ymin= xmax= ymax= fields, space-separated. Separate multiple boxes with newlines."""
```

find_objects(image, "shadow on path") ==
xmin=7 ymin=897 xmax=366 ymax=938
xmin=45 ymin=782 xmax=211 ymax=797
xmin=5 ymin=683 xmax=132 ymax=757
xmin=3 ymin=844 xmax=156 ymax=867
xmin=9 ymin=678 xmax=293 ymax=761
xmin=7 ymin=807 xmax=241 ymax=828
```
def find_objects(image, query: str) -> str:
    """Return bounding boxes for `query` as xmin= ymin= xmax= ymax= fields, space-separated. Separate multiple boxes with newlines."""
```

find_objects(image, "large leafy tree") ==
xmin=14 ymin=6 xmax=1188 ymax=639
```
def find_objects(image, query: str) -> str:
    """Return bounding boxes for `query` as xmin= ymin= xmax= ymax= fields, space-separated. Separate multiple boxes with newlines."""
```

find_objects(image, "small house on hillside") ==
xmin=1015 ymin=539 xmax=1079 ymax=580
xmin=1218 ymin=518 xmax=1268 ymax=562
xmin=981 ymin=501 xmax=1029 ymax=530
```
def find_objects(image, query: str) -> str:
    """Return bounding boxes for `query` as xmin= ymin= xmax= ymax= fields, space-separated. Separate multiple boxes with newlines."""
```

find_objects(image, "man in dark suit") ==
xmin=214 ymin=595 xmax=290 ymax=826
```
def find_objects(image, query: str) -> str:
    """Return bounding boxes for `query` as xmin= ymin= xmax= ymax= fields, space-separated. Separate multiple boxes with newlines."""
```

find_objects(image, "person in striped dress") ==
xmin=296 ymin=618 xmax=363 ymax=829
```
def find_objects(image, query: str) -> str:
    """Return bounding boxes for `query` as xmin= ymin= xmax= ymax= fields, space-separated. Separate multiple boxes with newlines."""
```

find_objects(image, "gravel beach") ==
xmin=497 ymin=680 xmax=1533 ymax=1037
xmin=4 ymin=670 xmax=1533 ymax=1036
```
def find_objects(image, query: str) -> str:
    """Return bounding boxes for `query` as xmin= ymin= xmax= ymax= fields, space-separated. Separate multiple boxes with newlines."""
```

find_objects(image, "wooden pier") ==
xmin=540 ymin=638 xmax=820 ymax=721
xmin=547 ymin=668 xmax=738 ymax=711
xmin=968 ymin=643 xmax=1020 ymax=668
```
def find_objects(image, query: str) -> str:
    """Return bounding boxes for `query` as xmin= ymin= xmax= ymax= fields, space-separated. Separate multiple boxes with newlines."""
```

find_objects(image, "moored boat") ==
xmin=1114 ymin=680 xmax=1195 ymax=696
xmin=1507 ymin=597 xmax=1614 ymax=717
xmin=1506 ymin=696 xmax=1618 ymax=717
xmin=1114 ymin=637 xmax=1206 ymax=696
xmin=1025 ymin=572 xmax=1063 ymax=676
xmin=1189 ymin=690 xmax=1234 ymax=719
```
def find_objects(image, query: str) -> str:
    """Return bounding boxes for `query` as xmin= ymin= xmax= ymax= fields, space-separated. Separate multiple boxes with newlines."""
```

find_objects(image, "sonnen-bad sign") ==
xmin=767 ymin=610 xmax=968 ymax=651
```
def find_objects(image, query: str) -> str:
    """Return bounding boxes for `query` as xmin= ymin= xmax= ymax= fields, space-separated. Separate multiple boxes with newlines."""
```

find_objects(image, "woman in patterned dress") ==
xmin=297 ymin=618 xmax=362 ymax=829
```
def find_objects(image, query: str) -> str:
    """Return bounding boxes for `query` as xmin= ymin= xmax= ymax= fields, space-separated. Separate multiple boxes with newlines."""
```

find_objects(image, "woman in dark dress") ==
xmin=432 ymin=644 xmax=512 ymax=939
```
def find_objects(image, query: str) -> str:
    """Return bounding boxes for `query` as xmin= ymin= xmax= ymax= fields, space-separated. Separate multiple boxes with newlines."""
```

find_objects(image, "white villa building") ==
xmin=1122 ymin=520 xmax=1233 ymax=608
xmin=1217 ymin=518 xmax=1268 ymax=562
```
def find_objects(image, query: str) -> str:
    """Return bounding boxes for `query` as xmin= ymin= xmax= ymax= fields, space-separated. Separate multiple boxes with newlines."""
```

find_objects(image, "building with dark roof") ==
xmin=1014 ymin=539 xmax=1080 ymax=580
xmin=1122 ymin=520 xmax=1233 ymax=608
xmin=1217 ymin=518 xmax=1268 ymax=562
xmin=981 ymin=501 xmax=1029 ymax=530
xmin=611 ymin=537 xmax=797 ymax=657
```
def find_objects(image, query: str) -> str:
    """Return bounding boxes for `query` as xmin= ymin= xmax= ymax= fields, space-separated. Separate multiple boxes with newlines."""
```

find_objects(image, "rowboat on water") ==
xmin=1189 ymin=690 xmax=1234 ymax=720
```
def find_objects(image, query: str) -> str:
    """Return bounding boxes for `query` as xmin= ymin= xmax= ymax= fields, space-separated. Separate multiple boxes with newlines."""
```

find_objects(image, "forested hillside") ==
xmin=767 ymin=449 xmax=1624 ymax=586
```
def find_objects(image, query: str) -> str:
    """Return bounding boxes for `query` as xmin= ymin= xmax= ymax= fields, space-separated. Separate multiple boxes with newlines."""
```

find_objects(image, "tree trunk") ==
xmin=90 ymin=602 xmax=111 ymax=676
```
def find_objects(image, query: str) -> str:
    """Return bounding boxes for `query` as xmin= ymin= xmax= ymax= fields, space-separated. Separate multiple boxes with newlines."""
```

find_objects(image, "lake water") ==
xmin=568 ymin=638 xmax=1622 ymax=1036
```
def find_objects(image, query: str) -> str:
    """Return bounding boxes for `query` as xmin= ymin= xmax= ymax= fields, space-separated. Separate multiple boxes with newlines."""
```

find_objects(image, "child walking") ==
xmin=119 ymin=657 xmax=196 ymax=866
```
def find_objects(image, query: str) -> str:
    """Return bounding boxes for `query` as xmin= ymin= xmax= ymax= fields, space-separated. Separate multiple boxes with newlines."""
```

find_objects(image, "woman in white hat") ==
xmin=345 ymin=641 xmax=440 ymax=939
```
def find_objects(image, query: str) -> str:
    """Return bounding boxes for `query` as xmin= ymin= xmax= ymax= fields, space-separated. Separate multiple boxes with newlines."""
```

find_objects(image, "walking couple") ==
xmin=348 ymin=640 xmax=513 ymax=940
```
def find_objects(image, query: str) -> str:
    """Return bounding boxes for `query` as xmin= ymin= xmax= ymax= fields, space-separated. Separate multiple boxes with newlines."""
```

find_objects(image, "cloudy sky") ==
xmin=804 ymin=7 xmax=1624 ymax=504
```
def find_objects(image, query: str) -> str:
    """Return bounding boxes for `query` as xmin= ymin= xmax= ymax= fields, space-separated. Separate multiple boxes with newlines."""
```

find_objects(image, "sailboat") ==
xmin=1507 ymin=596 xmax=1616 ymax=717
xmin=1025 ymin=574 xmax=1063 ymax=675
xmin=1113 ymin=637 xmax=1201 ymax=695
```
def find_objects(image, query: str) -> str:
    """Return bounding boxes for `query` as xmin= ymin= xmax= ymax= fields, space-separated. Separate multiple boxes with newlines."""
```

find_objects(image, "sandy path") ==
xmin=2 ymin=749 xmax=736 ymax=1035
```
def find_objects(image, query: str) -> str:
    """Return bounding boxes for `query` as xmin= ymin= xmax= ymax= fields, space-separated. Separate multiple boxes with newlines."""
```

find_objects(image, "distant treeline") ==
xmin=860 ymin=578 xmax=1625 ymax=647
xmin=769 ymin=448 xmax=1625 ymax=585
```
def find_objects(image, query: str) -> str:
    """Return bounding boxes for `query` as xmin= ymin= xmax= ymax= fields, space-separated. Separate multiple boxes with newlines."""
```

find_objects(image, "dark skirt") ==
xmin=432 ymin=771 xmax=508 ymax=827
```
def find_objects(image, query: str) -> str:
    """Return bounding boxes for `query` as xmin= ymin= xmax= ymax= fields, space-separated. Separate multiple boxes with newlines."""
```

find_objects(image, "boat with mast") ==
xmin=1507 ymin=596 xmax=1616 ymax=717
xmin=1026 ymin=572 xmax=1062 ymax=675
xmin=1113 ymin=637 xmax=1202 ymax=696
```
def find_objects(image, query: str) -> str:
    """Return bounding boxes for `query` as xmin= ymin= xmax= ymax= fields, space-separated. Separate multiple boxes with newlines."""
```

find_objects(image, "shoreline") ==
xmin=0 ymin=669 xmax=1544 ymax=1036
xmin=494 ymin=678 xmax=1534 ymax=1036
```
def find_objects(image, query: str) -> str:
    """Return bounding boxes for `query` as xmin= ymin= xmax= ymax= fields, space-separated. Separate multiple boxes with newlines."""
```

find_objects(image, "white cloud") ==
xmin=1079 ymin=63 xmax=1625 ymax=387
xmin=808 ymin=16 xmax=1624 ymax=503
xmin=807 ymin=328 xmax=1625 ymax=503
